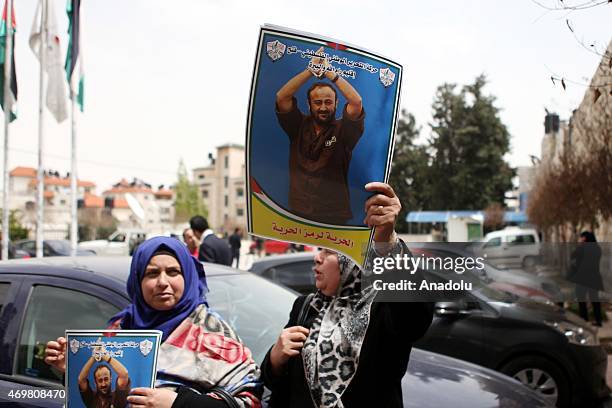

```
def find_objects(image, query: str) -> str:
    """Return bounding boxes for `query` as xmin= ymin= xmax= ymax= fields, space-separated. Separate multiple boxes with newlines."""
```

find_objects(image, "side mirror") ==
xmin=435 ymin=301 xmax=468 ymax=317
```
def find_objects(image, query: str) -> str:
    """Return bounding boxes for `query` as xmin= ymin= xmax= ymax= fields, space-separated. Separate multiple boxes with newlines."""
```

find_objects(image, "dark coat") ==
xmin=570 ymin=243 xmax=603 ymax=290
xmin=198 ymin=234 xmax=232 ymax=266
xmin=261 ymin=295 xmax=433 ymax=407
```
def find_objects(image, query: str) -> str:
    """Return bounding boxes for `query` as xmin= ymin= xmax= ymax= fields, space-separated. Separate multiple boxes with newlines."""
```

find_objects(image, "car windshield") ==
xmin=206 ymin=273 xmax=297 ymax=364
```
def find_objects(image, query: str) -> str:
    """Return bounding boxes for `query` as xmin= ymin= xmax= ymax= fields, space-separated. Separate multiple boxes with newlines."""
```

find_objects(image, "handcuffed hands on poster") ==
xmin=65 ymin=330 xmax=161 ymax=408
xmin=247 ymin=25 xmax=402 ymax=267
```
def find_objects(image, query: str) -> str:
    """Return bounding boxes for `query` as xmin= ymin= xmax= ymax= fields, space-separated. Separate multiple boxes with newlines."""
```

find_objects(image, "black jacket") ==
xmin=261 ymin=295 xmax=433 ymax=407
xmin=570 ymin=243 xmax=603 ymax=290
xmin=198 ymin=234 xmax=232 ymax=266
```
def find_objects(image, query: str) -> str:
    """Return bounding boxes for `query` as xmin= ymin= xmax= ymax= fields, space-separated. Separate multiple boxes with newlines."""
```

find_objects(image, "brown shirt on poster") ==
xmin=276 ymin=98 xmax=365 ymax=224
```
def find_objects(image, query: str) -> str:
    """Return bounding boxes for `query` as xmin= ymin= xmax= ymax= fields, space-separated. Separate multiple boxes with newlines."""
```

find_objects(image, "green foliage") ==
xmin=0 ymin=209 xmax=29 ymax=240
xmin=388 ymin=110 xmax=430 ymax=232
xmin=174 ymin=160 xmax=207 ymax=223
xmin=428 ymin=75 xmax=514 ymax=210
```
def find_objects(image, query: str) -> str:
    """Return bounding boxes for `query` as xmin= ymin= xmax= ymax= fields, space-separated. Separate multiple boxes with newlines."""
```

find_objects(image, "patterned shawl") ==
xmin=108 ymin=237 xmax=262 ymax=407
xmin=301 ymin=254 xmax=377 ymax=408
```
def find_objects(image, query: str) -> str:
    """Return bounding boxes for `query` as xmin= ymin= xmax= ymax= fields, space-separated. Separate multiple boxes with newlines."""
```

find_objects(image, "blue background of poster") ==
xmin=66 ymin=334 xmax=159 ymax=408
xmin=250 ymin=32 xmax=400 ymax=226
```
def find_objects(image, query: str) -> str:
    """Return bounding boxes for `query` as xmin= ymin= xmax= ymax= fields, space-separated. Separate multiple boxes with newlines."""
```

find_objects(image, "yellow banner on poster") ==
xmin=251 ymin=193 xmax=372 ymax=266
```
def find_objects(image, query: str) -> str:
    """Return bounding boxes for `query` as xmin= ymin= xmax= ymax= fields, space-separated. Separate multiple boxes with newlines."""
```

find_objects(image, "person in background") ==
xmin=182 ymin=228 xmax=199 ymax=258
xmin=570 ymin=231 xmax=603 ymax=326
xmin=228 ymin=228 xmax=243 ymax=268
xmin=189 ymin=215 xmax=232 ymax=266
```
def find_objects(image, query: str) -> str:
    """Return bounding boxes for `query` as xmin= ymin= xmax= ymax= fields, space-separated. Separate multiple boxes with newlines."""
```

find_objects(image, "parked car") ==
xmin=14 ymin=240 xmax=96 ymax=257
xmin=250 ymin=252 xmax=608 ymax=407
xmin=263 ymin=239 xmax=313 ymax=256
xmin=476 ymin=227 xmax=541 ymax=269
xmin=0 ymin=257 xmax=549 ymax=407
xmin=78 ymin=229 xmax=147 ymax=256
xmin=408 ymin=244 xmax=564 ymax=303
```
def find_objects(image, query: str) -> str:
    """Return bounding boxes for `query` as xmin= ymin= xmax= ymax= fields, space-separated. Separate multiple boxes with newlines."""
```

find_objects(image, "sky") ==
xmin=3 ymin=0 xmax=611 ymax=193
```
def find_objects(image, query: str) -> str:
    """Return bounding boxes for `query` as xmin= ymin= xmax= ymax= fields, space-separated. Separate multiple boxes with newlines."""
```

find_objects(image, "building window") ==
xmin=202 ymin=190 xmax=208 ymax=198
xmin=25 ymin=201 xmax=35 ymax=211
xmin=198 ymin=174 xmax=205 ymax=179
xmin=236 ymin=208 xmax=244 ymax=217
xmin=60 ymin=199 xmax=66 ymax=205
xmin=224 ymin=156 xmax=228 ymax=169
xmin=224 ymin=213 xmax=228 ymax=220
xmin=224 ymin=195 xmax=228 ymax=207
xmin=236 ymin=188 xmax=244 ymax=197
xmin=224 ymin=176 xmax=228 ymax=188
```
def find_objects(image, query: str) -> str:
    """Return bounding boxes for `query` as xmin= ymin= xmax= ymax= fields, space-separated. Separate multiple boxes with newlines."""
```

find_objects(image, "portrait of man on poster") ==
xmin=275 ymin=46 xmax=365 ymax=225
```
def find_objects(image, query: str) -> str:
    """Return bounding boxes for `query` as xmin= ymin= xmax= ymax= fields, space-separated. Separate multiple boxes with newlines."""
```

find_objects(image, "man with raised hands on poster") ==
xmin=78 ymin=340 xmax=131 ymax=408
xmin=275 ymin=46 xmax=365 ymax=225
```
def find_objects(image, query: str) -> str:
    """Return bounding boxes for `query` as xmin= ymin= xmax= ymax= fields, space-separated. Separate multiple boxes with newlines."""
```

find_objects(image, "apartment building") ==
xmin=193 ymin=144 xmax=246 ymax=234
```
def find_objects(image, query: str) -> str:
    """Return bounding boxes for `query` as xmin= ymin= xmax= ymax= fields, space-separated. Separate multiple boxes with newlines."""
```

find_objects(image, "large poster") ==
xmin=246 ymin=25 xmax=402 ymax=266
xmin=65 ymin=330 xmax=161 ymax=408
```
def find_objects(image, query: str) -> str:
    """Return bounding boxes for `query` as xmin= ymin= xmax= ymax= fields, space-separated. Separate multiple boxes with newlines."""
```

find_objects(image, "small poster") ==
xmin=246 ymin=25 xmax=402 ymax=266
xmin=65 ymin=330 xmax=162 ymax=408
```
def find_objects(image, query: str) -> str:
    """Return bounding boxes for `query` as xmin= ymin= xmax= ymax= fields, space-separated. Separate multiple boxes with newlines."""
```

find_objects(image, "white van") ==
xmin=478 ymin=227 xmax=540 ymax=269
xmin=78 ymin=229 xmax=147 ymax=256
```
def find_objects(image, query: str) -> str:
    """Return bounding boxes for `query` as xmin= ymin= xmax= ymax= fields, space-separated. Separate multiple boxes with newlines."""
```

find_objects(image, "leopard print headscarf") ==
xmin=302 ymin=254 xmax=377 ymax=408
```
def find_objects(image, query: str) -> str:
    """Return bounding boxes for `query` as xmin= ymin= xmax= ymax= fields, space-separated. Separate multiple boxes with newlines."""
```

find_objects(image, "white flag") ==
xmin=29 ymin=0 xmax=68 ymax=122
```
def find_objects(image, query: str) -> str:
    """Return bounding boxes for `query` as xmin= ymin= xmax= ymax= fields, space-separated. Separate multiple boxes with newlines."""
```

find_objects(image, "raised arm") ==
xmin=106 ymin=355 xmax=129 ymax=389
xmin=276 ymin=69 xmax=312 ymax=113
xmin=325 ymin=70 xmax=362 ymax=119
xmin=78 ymin=355 xmax=96 ymax=392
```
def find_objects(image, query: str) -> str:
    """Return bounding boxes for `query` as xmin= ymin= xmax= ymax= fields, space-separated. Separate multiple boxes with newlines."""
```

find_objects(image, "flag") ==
xmin=0 ymin=0 xmax=17 ymax=121
xmin=29 ymin=0 xmax=68 ymax=122
xmin=65 ymin=0 xmax=83 ymax=111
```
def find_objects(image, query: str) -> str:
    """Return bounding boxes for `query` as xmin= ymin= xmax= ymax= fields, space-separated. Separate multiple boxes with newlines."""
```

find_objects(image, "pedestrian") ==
xmin=260 ymin=182 xmax=433 ymax=407
xmin=189 ymin=215 xmax=232 ymax=266
xmin=570 ymin=231 xmax=603 ymax=326
xmin=44 ymin=236 xmax=262 ymax=407
xmin=228 ymin=228 xmax=243 ymax=268
xmin=182 ymin=228 xmax=199 ymax=258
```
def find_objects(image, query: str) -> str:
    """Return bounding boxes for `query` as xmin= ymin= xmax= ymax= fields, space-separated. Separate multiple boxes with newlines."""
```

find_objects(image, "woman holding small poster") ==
xmin=45 ymin=237 xmax=262 ymax=408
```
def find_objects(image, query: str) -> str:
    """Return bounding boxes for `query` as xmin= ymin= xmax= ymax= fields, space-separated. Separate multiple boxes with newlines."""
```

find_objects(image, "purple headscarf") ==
xmin=109 ymin=236 xmax=208 ymax=341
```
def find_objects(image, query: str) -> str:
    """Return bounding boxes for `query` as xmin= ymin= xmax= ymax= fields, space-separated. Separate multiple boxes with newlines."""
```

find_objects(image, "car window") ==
xmin=484 ymin=237 xmax=501 ymax=247
xmin=22 ymin=242 xmax=36 ymax=252
xmin=110 ymin=233 xmax=126 ymax=243
xmin=508 ymin=234 xmax=535 ymax=245
xmin=263 ymin=261 xmax=314 ymax=294
xmin=0 ymin=282 xmax=9 ymax=313
xmin=207 ymin=274 xmax=297 ymax=364
xmin=16 ymin=285 xmax=120 ymax=383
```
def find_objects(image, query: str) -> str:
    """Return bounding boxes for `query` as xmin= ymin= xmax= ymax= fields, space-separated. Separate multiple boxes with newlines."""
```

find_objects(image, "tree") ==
xmin=174 ymin=160 xmax=207 ymax=223
xmin=0 ymin=209 xmax=29 ymax=240
xmin=388 ymin=110 xmax=430 ymax=232
xmin=428 ymin=75 xmax=514 ymax=210
xmin=77 ymin=208 xmax=118 ymax=241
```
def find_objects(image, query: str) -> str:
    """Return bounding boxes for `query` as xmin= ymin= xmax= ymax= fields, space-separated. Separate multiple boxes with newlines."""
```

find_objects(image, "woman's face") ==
xmin=314 ymin=249 xmax=341 ymax=296
xmin=183 ymin=229 xmax=197 ymax=250
xmin=141 ymin=254 xmax=184 ymax=311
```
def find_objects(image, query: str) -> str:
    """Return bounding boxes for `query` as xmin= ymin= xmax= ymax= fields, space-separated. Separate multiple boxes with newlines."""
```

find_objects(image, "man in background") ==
xmin=228 ymin=228 xmax=243 ymax=268
xmin=189 ymin=215 xmax=232 ymax=266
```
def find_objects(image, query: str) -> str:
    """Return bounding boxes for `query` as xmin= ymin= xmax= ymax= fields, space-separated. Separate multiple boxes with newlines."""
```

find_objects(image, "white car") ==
xmin=477 ymin=227 xmax=541 ymax=269
xmin=78 ymin=230 xmax=147 ymax=256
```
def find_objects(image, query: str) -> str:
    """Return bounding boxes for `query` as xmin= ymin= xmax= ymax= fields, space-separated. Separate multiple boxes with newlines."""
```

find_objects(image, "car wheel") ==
xmin=522 ymin=256 xmax=537 ymax=270
xmin=501 ymin=356 xmax=570 ymax=407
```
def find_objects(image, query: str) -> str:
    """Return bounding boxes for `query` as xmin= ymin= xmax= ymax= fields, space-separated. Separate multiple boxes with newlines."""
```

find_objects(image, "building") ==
xmin=539 ymin=40 xmax=611 ymax=242
xmin=102 ymin=178 xmax=176 ymax=235
xmin=193 ymin=144 xmax=246 ymax=234
xmin=7 ymin=166 xmax=96 ymax=239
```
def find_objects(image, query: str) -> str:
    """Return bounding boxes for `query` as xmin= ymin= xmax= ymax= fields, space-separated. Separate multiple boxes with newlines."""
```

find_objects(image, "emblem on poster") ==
xmin=70 ymin=339 xmax=80 ymax=354
xmin=379 ymin=67 xmax=395 ymax=87
xmin=140 ymin=339 xmax=153 ymax=356
xmin=266 ymin=40 xmax=286 ymax=62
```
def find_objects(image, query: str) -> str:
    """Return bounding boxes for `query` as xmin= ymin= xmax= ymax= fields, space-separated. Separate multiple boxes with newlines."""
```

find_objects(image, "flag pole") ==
xmin=2 ymin=0 xmax=13 ymax=260
xmin=70 ymin=86 xmax=77 ymax=256
xmin=35 ymin=0 xmax=47 ymax=258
